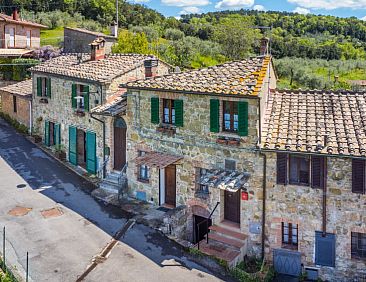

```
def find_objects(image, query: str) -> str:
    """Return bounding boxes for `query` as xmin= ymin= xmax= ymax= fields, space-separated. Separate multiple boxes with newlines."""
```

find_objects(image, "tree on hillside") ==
xmin=112 ymin=30 xmax=150 ymax=54
xmin=213 ymin=15 xmax=260 ymax=60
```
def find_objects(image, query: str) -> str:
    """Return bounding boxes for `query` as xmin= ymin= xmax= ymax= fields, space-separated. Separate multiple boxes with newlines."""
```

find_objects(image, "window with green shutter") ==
xmin=210 ymin=99 xmax=219 ymax=133
xmin=54 ymin=123 xmax=61 ymax=145
xmin=86 ymin=131 xmax=97 ymax=174
xmin=44 ymin=120 xmax=50 ymax=146
xmin=84 ymin=85 xmax=90 ymax=112
xmin=47 ymin=78 xmax=51 ymax=98
xmin=37 ymin=77 xmax=42 ymax=97
xmin=174 ymin=100 xmax=184 ymax=127
xmin=151 ymin=97 xmax=159 ymax=124
xmin=69 ymin=126 xmax=77 ymax=165
xmin=71 ymin=84 xmax=77 ymax=108
xmin=238 ymin=101 xmax=248 ymax=136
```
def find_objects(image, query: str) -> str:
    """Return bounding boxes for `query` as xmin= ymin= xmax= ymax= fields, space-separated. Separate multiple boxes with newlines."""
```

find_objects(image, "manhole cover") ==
xmin=41 ymin=207 xmax=64 ymax=218
xmin=8 ymin=206 xmax=32 ymax=216
xmin=16 ymin=184 xmax=27 ymax=189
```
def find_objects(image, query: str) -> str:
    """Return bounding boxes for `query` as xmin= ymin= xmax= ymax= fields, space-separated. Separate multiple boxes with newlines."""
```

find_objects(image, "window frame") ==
xmin=281 ymin=222 xmax=299 ymax=250
xmin=137 ymin=151 xmax=150 ymax=182
xmin=162 ymin=99 xmax=175 ymax=125
xmin=40 ymin=77 xmax=48 ymax=97
xmin=222 ymin=101 xmax=239 ymax=133
xmin=76 ymin=84 xmax=88 ymax=111
xmin=289 ymin=154 xmax=310 ymax=186
xmin=351 ymin=232 xmax=366 ymax=260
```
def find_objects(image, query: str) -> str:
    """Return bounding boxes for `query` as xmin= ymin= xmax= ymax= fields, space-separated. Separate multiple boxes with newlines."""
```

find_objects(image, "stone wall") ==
xmin=0 ymin=91 xmax=30 ymax=127
xmin=125 ymin=89 xmax=266 ymax=253
xmin=1 ymin=23 xmax=40 ymax=49
xmin=265 ymin=152 xmax=366 ymax=281
xmin=63 ymin=28 xmax=116 ymax=54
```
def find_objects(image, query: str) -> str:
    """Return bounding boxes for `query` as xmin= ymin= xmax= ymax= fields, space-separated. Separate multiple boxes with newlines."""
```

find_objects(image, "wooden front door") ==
xmin=49 ymin=122 xmax=55 ymax=146
xmin=224 ymin=190 xmax=240 ymax=223
xmin=77 ymin=129 xmax=86 ymax=168
xmin=114 ymin=118 xmax=127 ymax=171
xmin=165 ymin=165 xmax=176 ymax=207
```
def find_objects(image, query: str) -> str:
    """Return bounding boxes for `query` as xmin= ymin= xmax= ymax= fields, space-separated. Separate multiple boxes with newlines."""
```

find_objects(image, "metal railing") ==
xmin=197 ymin=201 xmax=220 ymax=250
xmin=118 ymin=162 xmax=128 ymax=186
xmin=97 ymin=155 xmax=109 ymax=179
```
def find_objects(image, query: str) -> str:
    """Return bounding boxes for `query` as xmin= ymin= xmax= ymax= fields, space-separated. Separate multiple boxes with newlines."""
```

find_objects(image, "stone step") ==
xmin=207 ymin=232 xmax=246 ymax=250
xmin=99 ymin=181 xmax=119 ymax=194
xmin=197 ymin=240 xmax=241 ymax=268
xmin=209 ymin=225 xmax=247 ymax=241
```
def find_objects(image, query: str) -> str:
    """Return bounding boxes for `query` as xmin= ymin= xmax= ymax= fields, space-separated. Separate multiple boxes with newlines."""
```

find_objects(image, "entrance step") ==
xmin=209 ymin=225 xmax=247 ymax=241
xmin=99 ymin=181 xmax=119 ymax=194
xmin=208 ymin=232 xmax=246 ymax=249
xmin=197 ymin=239 xmax=241 ymax=268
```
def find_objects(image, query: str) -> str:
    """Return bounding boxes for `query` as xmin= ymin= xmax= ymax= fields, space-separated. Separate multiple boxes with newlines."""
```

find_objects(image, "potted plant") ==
xmin=54 ymin=144 xmax=66 ymax=161
xmin=228 ymin=139 xmax=240 ymax=146
xmin=217 ymin=138 xmax=227 ymax=145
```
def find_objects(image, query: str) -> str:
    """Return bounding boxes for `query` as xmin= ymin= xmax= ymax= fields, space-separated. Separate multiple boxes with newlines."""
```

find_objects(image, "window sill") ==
xmin=351 ymin=255 xmax=366 ymax=261
xmin=216 ymin=136 xmax=241 ymax=147
xmin=74 ymin=110 xmax=86 ymax=117
xmin=138 ymin=178 xmax=150 ymax=184
xmin=39 ymin=98 xmax=48 ymax=104
xmin=281 ymin=244 xmax=299 ymax=251
xmin=288 ymin=182 xmax=310 ymax=187
xmin=156 ymin=125 xmax=176 ymax=136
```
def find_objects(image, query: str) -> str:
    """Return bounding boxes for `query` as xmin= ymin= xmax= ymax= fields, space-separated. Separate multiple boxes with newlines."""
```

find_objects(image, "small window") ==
xmin=225 ymin=160 xmax=236 ymax=171
xmin=289 ymin=155 xmax=310 ymax=185
xmin=76 ymin=85 xmax=88 ymax=111
xmin=41 ymin=78 xmax=48 ymax=97
xmin=352 ymin=232 xmax=366 ymax=260
xmin=282 ymin=222 xmax=298 ymax=250
xmin=138 ymin=151 xmax=150 ymax=182
xmin=13 ymin=96 xmax=17 ymax=113
xmin=223 ymin=101 xmax=238 ymax=132
xmin=196 ymin=168 xmax=209 ymax=194
xmin=163 ymin=99 xmax=175 ymax=125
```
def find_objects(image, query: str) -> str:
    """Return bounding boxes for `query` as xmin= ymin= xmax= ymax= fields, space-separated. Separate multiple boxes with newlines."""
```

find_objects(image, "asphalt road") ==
xmin=0 ymin=119 xmax=222 ymax=282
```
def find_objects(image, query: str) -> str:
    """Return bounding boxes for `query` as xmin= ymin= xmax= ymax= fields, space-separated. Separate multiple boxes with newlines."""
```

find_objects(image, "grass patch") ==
xmin=0 ymin=112 xmax=28 ymax=135
xmin=41 ymin=27 xmax=64 ymax=47
xmin=0 ymin=257 xmax=17 ymax=282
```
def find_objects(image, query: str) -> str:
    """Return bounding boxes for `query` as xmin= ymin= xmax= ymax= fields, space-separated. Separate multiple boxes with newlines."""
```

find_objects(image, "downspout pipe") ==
xmin=260 ymin=151 xmax=267 ymax=261
xmin=322 ymin=159 xmax=328 ymax=237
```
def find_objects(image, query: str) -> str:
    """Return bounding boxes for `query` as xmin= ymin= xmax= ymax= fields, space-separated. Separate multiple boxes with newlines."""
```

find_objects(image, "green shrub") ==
xmin=0 ymin=112 xmax=29 ymax=135
xmin=12 ymin=59 xmax=39 ymax=81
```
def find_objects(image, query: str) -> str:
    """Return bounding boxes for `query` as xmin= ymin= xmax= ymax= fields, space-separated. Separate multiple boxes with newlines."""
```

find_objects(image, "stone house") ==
xmin=261 ymin=89 xmax=366 ymax=280
xmin=30 ymin=39 xmax=171 ymax=181
xmin=63 ymin=27 xmax=117 ymax=55
xmin=123 ymin=55 xmax=276 ymax=266
xmin=0 ymin=9 xmax=47 ymax=57
xmin=0 ymin=79 xmax=32 ymax=129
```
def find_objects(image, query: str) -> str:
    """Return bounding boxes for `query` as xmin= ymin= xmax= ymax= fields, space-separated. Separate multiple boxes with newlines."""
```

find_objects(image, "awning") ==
xmin=91 ymin=96 xmax=126 ymax=116
xmin=198 ymin=169 xmax=250 ymax=193
xmin=134 ymin=151 xmax=183 ymax=169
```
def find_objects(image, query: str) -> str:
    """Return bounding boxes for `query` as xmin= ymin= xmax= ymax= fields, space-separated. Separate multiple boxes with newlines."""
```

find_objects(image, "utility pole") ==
xmin=116 ymin=0 xmax=119 ymax=28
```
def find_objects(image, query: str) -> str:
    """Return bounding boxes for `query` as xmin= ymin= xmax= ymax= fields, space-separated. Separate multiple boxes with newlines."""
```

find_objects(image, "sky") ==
xmin=128 ymin=0 xmax=366 ymax=20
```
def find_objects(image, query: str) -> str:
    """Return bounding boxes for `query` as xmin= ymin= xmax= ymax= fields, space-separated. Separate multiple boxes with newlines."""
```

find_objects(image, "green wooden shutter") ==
xmin=86 ymin=131 xmax=97 ymax=174
xmin=174 ymin=100 xmax=184 ymax=127
xmin=47 ymin=78 xmax=51 ymax=98
xmin=72 ymin=84 xmax=77 ymax=108
xmin=238 ymin=101 xmax=249 ymax=137
xmin=210 ymin=99 xmax=219 ymax=133
xmin=37 ymin=77 xmax=42 ymax=97
xmin=54 ymin=123 xmax=61 ymax=145
xmin=84 ymin=85 xmax=90 ymax=112
xmin=151 ymin=97 xmax=159 ymax=124
xmin=69 ymin=126 xmax=77 ymax=165
xmin=44 ymin=120 xmax=50 ymax=146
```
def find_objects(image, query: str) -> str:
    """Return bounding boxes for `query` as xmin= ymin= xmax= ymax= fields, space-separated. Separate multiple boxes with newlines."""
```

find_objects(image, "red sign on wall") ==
xmin=241 ymin=191 xmax=249 ymax=201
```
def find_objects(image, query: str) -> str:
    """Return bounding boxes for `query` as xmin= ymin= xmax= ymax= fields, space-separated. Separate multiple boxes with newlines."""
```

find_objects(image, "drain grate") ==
xmin=41 ymin=207 xmax=64 ymax=218
xmin=8 ymin=206 xmax=32 ymax=216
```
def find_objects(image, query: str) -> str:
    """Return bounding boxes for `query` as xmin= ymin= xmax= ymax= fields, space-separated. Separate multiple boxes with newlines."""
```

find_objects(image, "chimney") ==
xmin=110 ymin=21 xmax=118 ymax=38
xmin=89 ymin=37 xmax=106 ymax=61
xmin=260 ymin=37 xmax=270 ymax=56
xmin=12 ymin=8 xmax=19 ymax=21
xmin=144 ymin=58 xmax=159 ymax=78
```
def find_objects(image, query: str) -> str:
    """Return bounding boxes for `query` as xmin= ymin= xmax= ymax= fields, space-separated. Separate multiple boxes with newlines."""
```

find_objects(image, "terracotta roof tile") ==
xmin=125 ymin=56 xmax=270 ymax=96
xmin=0 ymin=13 xmax=47 ymax=28
xmin=30 ymin=53 xmax=159 ymax=83
xmin=262 ymin=89 xmax=366 ymax=157
xmin=134 ymin=151 xmax=183 ymax=168
xmin=0 ymin=79 xmax=32 ymax=99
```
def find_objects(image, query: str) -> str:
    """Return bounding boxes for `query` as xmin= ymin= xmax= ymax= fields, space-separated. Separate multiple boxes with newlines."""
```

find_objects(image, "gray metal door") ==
xmin=273 ymin=249 xmax=302 ymax=277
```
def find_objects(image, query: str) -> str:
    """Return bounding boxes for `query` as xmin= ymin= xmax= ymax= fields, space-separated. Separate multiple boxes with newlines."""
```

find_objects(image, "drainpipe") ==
xmin=90 ymin=85 xmax=106 ymax=178
xmin=322 ymin=158 xmax=328 ymax=237
xmin=260 ymin=151 xmax=267 ymax=260
xmin=29 ymin=99 xmax=32 ymax=135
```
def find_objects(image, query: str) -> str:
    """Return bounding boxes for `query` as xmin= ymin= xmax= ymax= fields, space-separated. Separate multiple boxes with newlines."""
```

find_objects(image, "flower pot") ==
xmin=55 ymin=151 xmax=66 ymax=161
xmin=33 ymin=135 xmax=42 ymax=143
xmin=228 ymin=140 xmax=240 ymax=146
xmin=217 ymin=139 xmax=227 ymax=145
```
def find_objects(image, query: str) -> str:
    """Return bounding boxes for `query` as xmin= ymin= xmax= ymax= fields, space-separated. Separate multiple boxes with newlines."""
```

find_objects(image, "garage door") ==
xmin=273 ymin=249 xmax=301 ymax=277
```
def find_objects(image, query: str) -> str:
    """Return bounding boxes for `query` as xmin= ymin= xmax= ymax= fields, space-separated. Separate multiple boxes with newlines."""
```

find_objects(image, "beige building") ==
xmin=0 ymin=9 xmax=47 ymax=58
xmin=30 ymin=39 xmax=171 ymax=186
xmin=124 ymin=58 xmax=366 ymax=280
xmin=0 ymin=79 xmax=32 ymax=129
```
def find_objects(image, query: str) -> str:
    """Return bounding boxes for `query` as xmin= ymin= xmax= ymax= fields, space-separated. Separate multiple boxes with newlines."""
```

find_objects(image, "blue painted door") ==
xmin=69 ymin=126 xmax=77 ymax=165
xmin=86 ymin=131 xmax=97 ymax=174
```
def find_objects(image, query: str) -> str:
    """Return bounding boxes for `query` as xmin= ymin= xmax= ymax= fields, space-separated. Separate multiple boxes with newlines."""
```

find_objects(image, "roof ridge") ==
xmin=275 ymin=88 xmax=366 ymax=95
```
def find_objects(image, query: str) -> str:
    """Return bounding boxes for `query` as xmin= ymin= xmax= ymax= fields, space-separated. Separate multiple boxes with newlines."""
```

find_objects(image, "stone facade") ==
xmin=0 ymin=22 xmax=41 ymax=49
xmin=63 ymin=28 xmax=116 ymax=54
xmin=125 ymin=62 xmax=275 ymax=256
xmin=0 ymin=90 xmax=31 ymax=127
xmin=265 ymin=152 xmax=366 ymax=281
xmin=31 ymin=60 xmax=170 ymax=176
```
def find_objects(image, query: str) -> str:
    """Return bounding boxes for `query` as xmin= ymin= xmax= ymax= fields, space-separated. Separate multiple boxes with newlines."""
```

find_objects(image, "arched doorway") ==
xmin=113 ymin=117 xmax=127 ymax=171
